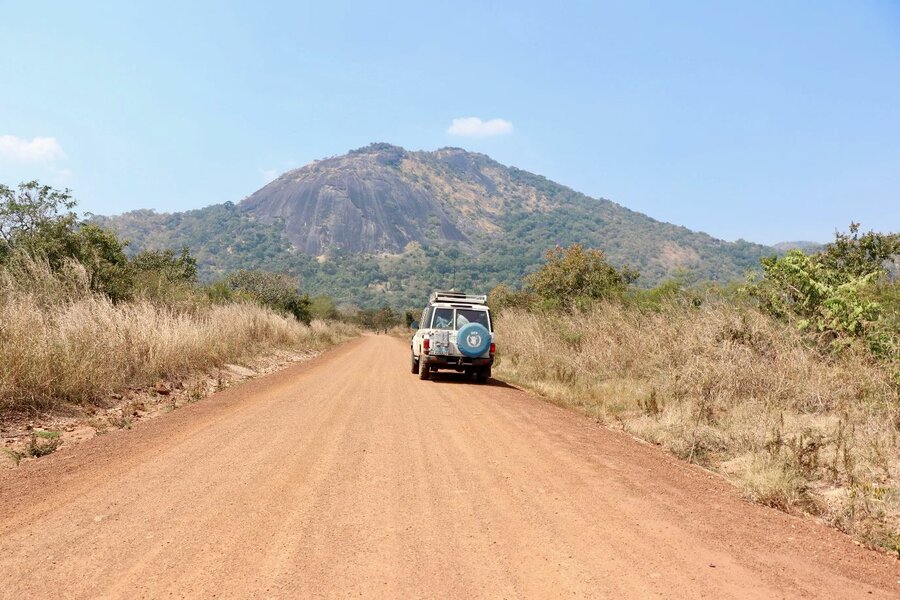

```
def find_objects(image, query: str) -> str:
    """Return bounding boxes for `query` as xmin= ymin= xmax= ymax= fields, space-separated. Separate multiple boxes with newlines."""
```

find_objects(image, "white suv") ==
xmin=411 ymin=290 xmax=495 ymax=383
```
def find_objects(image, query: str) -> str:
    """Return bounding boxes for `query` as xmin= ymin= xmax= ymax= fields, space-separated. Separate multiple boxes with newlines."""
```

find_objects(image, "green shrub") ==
xmin=128 ymin=247 xmax=200 ymax=305
xmin=130 ymin=246 xmax=197 ymax=283
xmin=750 ymin=224 xmax=899 ymax=360
xmin=525 ymin=244 xmax=639 ymax=310
xmin=222 ymin=270 xmax=312 ymax=323
xmin=309 ymin=294 xmax=339 ymax=320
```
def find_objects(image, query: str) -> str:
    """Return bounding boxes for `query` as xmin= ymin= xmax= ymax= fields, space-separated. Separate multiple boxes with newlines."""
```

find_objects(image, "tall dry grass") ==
xmin=0 ymin=259 xmax=358 ymax=412
xmin=494 ymin=302 xmax=900 ymax=550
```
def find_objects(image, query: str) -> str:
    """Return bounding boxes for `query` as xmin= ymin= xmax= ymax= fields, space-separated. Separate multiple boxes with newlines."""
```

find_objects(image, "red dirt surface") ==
xmin=1 ymin=335 xmax=897 ymax=598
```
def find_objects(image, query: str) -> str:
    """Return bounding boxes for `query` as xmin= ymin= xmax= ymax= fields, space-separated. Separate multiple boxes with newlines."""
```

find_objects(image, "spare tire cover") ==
xmin=457 ymin=322 xmax=491 ymax=357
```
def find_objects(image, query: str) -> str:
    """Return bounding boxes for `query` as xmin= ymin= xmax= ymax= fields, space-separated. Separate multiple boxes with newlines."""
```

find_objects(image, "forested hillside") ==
xmin=97 ymin=144 xmax=774 ymax=308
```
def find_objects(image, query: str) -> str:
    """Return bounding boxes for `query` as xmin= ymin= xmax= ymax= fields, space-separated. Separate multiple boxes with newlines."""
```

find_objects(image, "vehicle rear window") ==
xmin=431 ymin=308 xmax=454 ymax=330
xmin=455 ymin=309 xmax=491 ymax=331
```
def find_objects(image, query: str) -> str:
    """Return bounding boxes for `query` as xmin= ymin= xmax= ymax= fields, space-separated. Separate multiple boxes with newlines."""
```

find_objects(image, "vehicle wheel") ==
xmin=418 ymin=355 xmax=430 ymax=380
xmin=475 ymin=367 xmax=490 ymax=384
xmin=456 ymin=323 xmax=491 ymax=358
xmin=411 ymin=354 xmax=419 ymax=374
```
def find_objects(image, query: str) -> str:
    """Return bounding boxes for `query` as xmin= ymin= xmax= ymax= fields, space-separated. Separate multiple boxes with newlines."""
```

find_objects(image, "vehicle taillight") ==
xmin=423 ymin=338 xmax=430 ymax=354
xmin=490 ymin=342 xmax=496 ymax=355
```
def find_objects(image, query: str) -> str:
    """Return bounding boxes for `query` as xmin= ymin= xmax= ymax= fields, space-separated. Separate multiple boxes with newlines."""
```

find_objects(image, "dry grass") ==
xmin=494 ymin=301 xmax=900 ymax=551
xmin=0 ymin=259 xmax=359 ymax=412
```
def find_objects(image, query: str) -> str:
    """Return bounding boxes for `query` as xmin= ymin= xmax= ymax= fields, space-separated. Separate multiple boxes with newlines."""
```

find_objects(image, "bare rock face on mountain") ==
xmin=241 ymin=145 xmax=468 ymax=255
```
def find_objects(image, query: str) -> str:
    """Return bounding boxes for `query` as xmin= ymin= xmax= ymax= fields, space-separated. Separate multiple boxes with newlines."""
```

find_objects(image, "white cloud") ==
xmin=0 ymin=135 xmax=66 ymax=162
xmin=447 ymin=117 xmax=514 ymax=137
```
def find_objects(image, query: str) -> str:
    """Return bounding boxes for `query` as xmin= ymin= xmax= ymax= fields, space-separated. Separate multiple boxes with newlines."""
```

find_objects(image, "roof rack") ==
xmin=429 ymin=290 xmax=488 ymax=305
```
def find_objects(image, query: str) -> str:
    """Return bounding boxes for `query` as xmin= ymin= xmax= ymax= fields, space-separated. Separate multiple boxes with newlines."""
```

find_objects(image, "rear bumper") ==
xmin=423 ymin=355 xmax=493 ymax=370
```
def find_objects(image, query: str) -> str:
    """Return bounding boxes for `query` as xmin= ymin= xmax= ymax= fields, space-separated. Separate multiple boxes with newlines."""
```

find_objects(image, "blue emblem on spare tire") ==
xmin=457 ymin=322 xmax=491 ymax=357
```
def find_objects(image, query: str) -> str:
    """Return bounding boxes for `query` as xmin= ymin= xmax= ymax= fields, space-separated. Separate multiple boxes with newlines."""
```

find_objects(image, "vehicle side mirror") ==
xmin=410 ymin=321 xmax=419 ymax=330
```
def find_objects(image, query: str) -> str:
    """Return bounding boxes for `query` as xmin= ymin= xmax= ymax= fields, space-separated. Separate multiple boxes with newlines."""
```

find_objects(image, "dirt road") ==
xmin=0 ymin=335 xmax=897 ymax=598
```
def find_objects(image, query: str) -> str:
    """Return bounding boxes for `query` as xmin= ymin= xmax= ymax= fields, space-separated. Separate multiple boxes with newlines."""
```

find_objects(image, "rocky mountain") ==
xmin=242 ymin=145 xmax=467 ymax=255
xmin=97 ymin=143 xmax=774 ymax=308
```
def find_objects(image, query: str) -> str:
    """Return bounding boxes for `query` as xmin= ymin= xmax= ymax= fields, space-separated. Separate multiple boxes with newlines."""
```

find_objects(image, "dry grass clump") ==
xmin=494 ymin=301 xmax=900 ymax=550
xmin=0 ymin=259 xmax=358 ymax=412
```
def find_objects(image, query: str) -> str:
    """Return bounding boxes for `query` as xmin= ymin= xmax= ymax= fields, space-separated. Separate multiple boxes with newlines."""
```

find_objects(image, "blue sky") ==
xmin=1 ymin=1 xmax=898 ymax=245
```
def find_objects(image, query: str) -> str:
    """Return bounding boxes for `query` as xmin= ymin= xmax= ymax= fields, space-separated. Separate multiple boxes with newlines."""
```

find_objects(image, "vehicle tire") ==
xmin=475 ymin=367 xmax=490 ymax=384
xmin=456 ymin=323 xmax=491 ymax=358
xmin=411 ymin=354 xmax=419 ymax=374
xmin=418 ymin=355 xmax=430 ymax=380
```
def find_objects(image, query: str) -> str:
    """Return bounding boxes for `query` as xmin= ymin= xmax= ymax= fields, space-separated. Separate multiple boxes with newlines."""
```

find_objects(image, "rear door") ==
xmin=430 ymin=307 xmax=454 ymax=355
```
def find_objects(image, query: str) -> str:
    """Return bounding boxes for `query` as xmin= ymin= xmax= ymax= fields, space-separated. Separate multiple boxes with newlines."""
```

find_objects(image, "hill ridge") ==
xmin=96 ymin=144 xmax=774 ymax=307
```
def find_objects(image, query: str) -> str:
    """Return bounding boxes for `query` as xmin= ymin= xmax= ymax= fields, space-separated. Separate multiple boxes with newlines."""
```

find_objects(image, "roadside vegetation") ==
xmin=0 ymin=181 xmax=357 ymax=415
xmin=490 ymin=230 xmax=900 ymax=551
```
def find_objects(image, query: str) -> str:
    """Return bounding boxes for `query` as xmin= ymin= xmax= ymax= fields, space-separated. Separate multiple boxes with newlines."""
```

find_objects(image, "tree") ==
xmin=373 ymin=305 xmax=399 ymax=332
xmin=1 ymin=181 xmax=133 ymax=300
xmin=755 ymin=250 xmax=880 ymax=338
xmin=124 ymin=246 xmax=199 ymax=302
xmin=817 ymin=222 xmax=900 ymax=281
xmin=751 ymin=223 xmax=899 ymax=358
xmin=0 ymin=181 xmax=77 ymax=263
xmin=308 ymin=294 xmax=338 ymax=320
xmin=130 ymin=247 xmax=198 ymax=283
xmin=355 ymin=308 xmax=378 ymax=330
xmin=73 ymin=224 xmax=132 ymax=301
xmin=487 ymin=284 xmax=533 ymax=314
xmin=525 ymin=244 xmax=639 ymax=309
xmin=224 ymin=270 xmax=312 ymax=323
